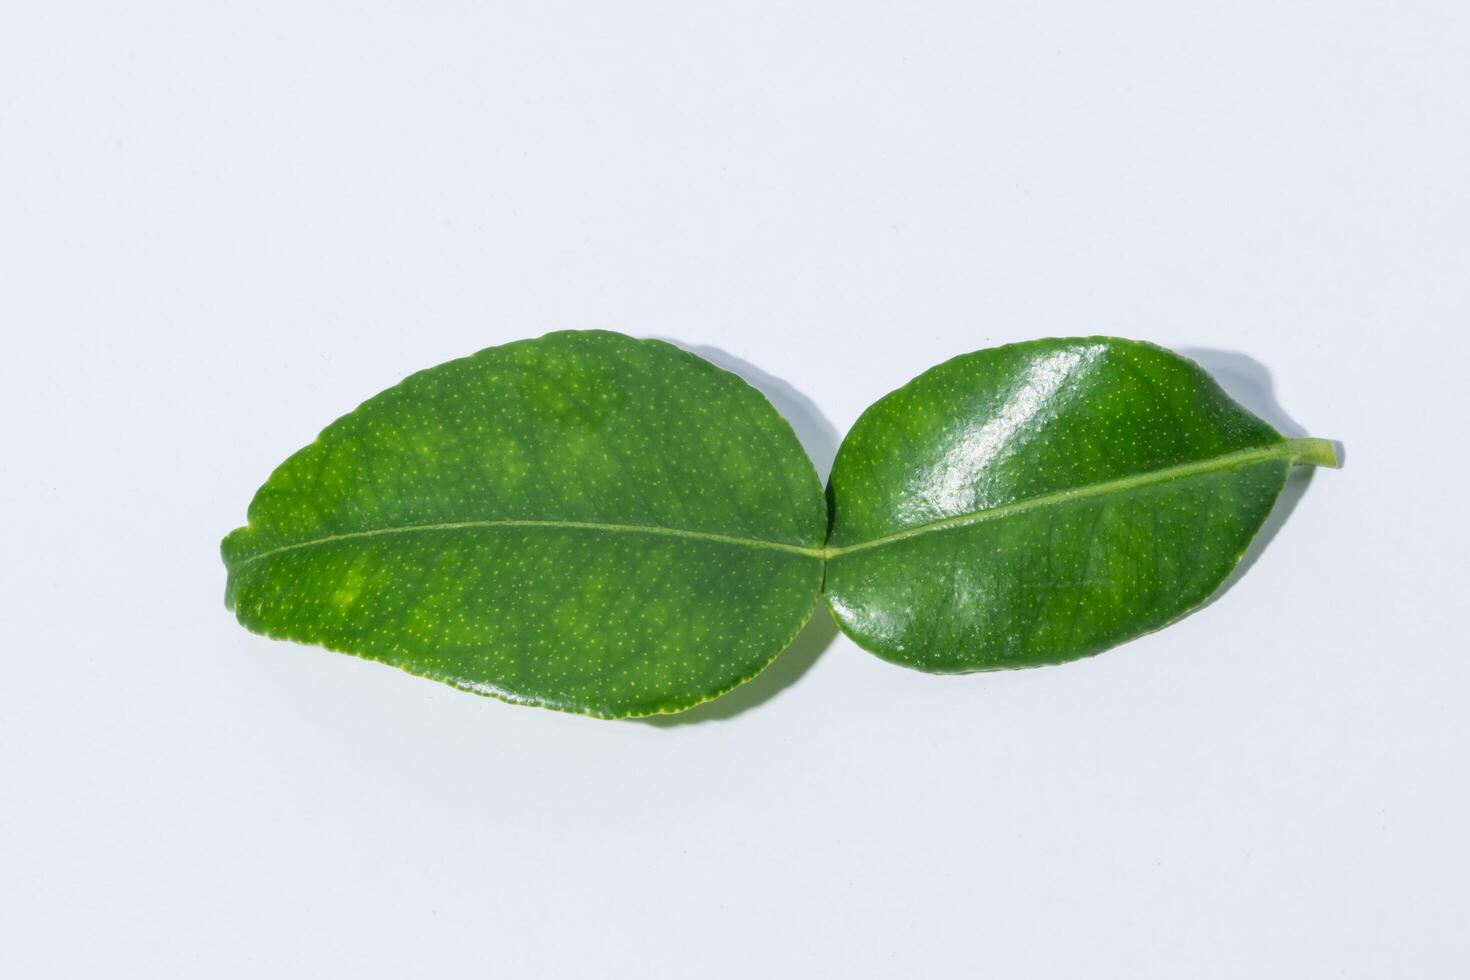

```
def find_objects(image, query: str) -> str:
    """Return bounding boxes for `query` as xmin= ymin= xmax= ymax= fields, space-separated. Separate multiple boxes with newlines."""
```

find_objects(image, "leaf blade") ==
xmin=822 ymin=338 xmax=1332 ymax=671
xmin=222 ymin=330 xmax=826 ymax=717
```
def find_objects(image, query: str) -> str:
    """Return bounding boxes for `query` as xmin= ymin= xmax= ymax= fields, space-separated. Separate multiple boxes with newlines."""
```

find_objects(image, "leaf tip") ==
xmin=1286 ymin=437 xmax=1341 ymax=469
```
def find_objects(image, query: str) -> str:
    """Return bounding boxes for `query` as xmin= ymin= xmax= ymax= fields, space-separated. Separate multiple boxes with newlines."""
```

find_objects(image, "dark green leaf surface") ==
xmin=222 ymin=331 xmax=826 ymax=717
xmin=822 ymin=338 xmax=1337 ymax=672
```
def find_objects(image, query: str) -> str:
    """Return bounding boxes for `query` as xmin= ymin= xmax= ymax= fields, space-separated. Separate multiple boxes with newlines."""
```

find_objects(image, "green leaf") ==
xmin=821 ymin=337 xmax=1337 ymax=672
xmin=222 ymin=331 xmax=826 ymax=718
xmin=225 ymin=332 xmax=1337 ymax=716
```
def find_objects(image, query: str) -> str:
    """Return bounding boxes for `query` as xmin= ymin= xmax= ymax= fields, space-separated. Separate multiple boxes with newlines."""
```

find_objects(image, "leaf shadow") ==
xmin=634 ymin=339 xmax=844 ymax=726
xmin=1180 ymin=348 xmax=1344 ymax=610
xmin=656 ymin=340 xmax=841 ymax=482
xmin=637 ymin=612 xmax=839 ymax=727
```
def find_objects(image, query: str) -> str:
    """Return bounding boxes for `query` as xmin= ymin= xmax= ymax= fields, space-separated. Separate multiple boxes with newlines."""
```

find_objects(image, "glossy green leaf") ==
xmin=225 ymin=331 xmax=1337 ymax=716
xmin=222 ymin=331 xmax=826 ymax=718
xmin=822 ymin=337 xmax=1337 ymax=672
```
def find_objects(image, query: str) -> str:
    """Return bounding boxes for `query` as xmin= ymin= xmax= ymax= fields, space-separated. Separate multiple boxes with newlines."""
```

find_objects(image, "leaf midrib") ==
xmin=227 ymin=439 xmax=1332 ymax=570
xmin=828 ymin=438 xmax=1330 ymax=557
xmin=228 ymin=518 xmax=824 ymax=567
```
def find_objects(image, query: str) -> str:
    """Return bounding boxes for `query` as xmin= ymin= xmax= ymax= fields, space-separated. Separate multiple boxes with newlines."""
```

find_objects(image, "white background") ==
xmin=3 ymin=2 xmax=1467 ymax=977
